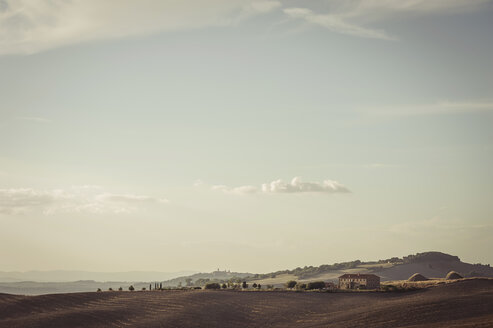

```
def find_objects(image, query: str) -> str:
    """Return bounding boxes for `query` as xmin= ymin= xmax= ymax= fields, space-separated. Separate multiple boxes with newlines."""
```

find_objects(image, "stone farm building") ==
xmin=324 ymin=282 xmax=337 ymax=290
xmin=338 ymin=273 xmax=380 ymax=289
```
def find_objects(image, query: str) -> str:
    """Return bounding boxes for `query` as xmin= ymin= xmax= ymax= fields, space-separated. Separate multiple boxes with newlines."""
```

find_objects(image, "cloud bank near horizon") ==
xmin=212 ymin=177 xmax=350 ymax=195
xmin=0 ymin=186 xmax=168 ymax=215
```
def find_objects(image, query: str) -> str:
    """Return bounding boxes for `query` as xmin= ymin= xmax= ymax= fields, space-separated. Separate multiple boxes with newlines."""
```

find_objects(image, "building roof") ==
xmin=338 ymin=273 xmax=380 ymax=279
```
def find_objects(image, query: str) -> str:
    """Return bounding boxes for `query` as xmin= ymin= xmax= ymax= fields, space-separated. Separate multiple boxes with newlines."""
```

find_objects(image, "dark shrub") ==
xmin=129 ymin=285 xmax=135 ymax=291
xmin=381 ymin=285 xmax=393 ymax=292
xmin=306 ymin=281 xmax=325 ymax=290
xmin=285 ymin=280 xmax=297 ymax=289
xmin=204 ymin=283 xmax=221 ymax=290
xmin=221 ymin=283 xmax=227 ymax=289
xmin=97 ymin=288 xmax=102 ymax=292
xmin=242 ymin=281 xmax=248 ymax=289
xmin=118 ymin=287 xmax=123 ymax=291
xmin=381 ymin=284 xmax=418 ymax=292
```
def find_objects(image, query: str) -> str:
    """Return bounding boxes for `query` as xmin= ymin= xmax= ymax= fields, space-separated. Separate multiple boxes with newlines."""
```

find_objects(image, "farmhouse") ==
xmin=324 ymin=282 xmax=337 ymax=290
xmin=338 ymin=273 xmax=380 ymax=289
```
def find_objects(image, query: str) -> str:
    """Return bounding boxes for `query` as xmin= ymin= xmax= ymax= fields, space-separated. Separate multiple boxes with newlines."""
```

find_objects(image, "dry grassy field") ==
xmin=1 ymin=279 xmax=492 ymax=328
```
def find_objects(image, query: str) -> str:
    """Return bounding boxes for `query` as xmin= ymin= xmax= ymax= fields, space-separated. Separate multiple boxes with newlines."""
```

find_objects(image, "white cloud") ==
xmin=283 ymin=0 xmax=490 ymax=40
xmin=0 ymin=186 xmax=168 ymax=215
xmin=0 ymin=188 xmax=55 ymax=214
xmin=212 ymin=185 xmax=259 ymax=195
xmin=212 ymin=177 xmax=350 ymax=195
xmin=0 ymin=0 xmax=282 ymax=55
xmin=261 ymin=177 xmax=350 ymax=193
xmin=95 ymin=193 xmax=168 ymax=204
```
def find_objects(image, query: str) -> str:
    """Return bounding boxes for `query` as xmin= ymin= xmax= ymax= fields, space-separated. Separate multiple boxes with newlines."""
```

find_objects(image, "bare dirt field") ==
xmin=1 ymin=279 xmax=492 ymax=328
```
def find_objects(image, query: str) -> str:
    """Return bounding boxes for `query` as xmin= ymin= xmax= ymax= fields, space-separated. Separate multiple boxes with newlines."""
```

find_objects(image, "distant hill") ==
xmin=161 ymin=270 xmax=252 ymax=287
xmin=375 ymin=252 xmax=493 ymax=281
xmin=401 ymin=251 xmax=460 ymax=263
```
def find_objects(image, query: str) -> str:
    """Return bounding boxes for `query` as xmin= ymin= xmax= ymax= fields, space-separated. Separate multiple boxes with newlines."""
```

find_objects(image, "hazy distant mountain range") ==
xmin=0 ymin=270 xmax=197 ymax=283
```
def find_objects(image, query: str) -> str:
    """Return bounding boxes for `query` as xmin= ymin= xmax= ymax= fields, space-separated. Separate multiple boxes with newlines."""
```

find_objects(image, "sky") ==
xmin=1 ymin=0 xmax=492 ymax=274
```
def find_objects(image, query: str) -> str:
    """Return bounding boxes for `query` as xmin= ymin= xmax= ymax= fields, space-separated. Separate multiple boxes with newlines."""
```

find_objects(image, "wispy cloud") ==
xmin=212 ymin=177 xmax=350 ymax=195
xmin=283 ymin=0 xmax=490 ymax=40
xmin=0 ymin=0 xmax=281 ymax=55
xmin=0 ymin=186 xmax=168 ymax=215
xmin=1 ymin=0 xmax=488 ymax=53
xmin=95 ymin=193 xmax=168 ymax=204
xmin=283 ymin=7 xmax=395 ymax=41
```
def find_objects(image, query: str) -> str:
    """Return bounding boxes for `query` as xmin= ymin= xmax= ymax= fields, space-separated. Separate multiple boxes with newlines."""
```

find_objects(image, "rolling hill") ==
xmin=163 ymin=251 xmax=493 ymax=288
xmin=1 ymin=278 xmax=492 ymax=327
xmin=1 ymin=251 xmax=491 ymax=294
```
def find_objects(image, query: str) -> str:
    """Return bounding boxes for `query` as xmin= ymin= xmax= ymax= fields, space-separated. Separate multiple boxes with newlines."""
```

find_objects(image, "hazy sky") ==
xmin=1 ymin=0 xmax=493 ymax=274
